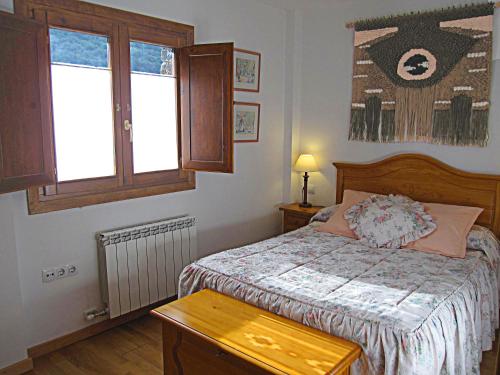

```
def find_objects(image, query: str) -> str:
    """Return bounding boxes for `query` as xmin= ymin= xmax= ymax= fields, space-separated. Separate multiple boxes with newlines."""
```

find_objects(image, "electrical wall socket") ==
xmin=67 ymin=264 xmax=78 ymax=276
xmin=42 ymin=264 xmax=78 ymax=283
xmin=42 ymin=269 xmax=57 ymax=283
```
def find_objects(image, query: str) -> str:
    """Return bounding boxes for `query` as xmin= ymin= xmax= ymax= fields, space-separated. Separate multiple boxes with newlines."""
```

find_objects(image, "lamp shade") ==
xmin=294 ymin=154 xmax=319 ymax=172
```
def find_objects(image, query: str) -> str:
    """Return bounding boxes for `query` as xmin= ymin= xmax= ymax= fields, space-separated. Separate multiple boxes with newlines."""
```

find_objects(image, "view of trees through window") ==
xmin=50 ymin=28 xmax=174 ymax=75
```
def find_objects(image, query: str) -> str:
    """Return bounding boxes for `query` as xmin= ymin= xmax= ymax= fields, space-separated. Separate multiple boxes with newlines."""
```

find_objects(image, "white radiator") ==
xmin=96 ymin=216 xmax=197 ymax=318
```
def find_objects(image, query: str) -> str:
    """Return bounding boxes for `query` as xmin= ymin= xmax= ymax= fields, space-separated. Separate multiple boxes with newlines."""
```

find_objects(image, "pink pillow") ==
xmin=316 ymin=190 xmax=373 ymax=237
xmin=317 ymin=190 xmax=483 ymax=258
xmin=404 ymin=203 xmax=483 ymax=258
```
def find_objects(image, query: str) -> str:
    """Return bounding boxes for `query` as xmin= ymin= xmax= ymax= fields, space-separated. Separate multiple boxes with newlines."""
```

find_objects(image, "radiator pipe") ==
xmin=85 ymin=307 xmax=109 ymax=321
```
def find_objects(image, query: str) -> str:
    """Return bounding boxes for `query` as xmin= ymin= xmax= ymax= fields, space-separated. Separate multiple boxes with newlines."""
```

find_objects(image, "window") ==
xmin=49 ymin=28 xmax=116 ymax=182
xmin=4 ymin=0 xmax=234 ymax=214
xmin=129 ymin=41 xmax=178 ymax=174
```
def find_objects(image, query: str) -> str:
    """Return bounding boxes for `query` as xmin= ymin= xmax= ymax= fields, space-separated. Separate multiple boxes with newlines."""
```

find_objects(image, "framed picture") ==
xmin=234 ymin=49 xmax=261 ymax=92
xmin=234 ymin=102 xmax=260 ymax=143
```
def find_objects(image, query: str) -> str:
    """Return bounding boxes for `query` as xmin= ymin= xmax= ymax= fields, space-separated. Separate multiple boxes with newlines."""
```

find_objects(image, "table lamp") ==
xmin=294 ymin=154 xmax=319 ymax=208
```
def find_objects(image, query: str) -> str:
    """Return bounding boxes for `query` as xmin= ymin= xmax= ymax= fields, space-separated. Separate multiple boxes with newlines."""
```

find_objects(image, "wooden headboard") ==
xmin=334 ymin=154 xmax=500 ymax=237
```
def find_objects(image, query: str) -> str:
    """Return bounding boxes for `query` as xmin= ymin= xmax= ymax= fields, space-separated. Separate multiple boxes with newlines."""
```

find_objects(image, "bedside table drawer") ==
xmin=285 ymin=213 xmax=309 ymax=227
xmin=283 ymin=212 xmax=310 ymax=232
xmin=284 ymin=224 xmax=303 ymax=233
xmin=279 ymin=203 xmax=324 ymax=234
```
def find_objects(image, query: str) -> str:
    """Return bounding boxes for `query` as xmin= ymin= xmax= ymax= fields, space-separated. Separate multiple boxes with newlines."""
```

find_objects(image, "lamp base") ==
xmin=299 ymin=202 xmax=312 ymax=208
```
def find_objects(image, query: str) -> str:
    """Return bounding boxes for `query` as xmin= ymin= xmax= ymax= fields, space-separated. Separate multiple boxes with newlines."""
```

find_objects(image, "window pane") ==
xmin=49 ymin=28 xmax=115 ymax=182
xmin=50 ymin=28 xmax=108 ymax=68
xmin=130 ymin=42 xmax=178 ymax=174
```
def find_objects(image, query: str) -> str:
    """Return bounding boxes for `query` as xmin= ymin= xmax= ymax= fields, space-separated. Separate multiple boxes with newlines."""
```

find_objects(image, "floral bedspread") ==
xmin=179 ymin=223 xmax=500 ymax=375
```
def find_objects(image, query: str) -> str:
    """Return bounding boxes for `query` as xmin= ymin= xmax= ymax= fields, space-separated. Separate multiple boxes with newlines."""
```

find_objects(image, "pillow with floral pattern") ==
xmin=467 ymin=225 xmax=500 ymax=266
xmin=309 ymin=205 xmax=338 ymax=223
xmin=344 ymin=195 xmax=437 ymax=249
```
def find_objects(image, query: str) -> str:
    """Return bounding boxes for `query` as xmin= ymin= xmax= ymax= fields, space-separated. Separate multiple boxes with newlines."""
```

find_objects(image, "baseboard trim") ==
xmin=28 ymin=296 xmax=176 ymax=359
xmin=0 ymin=358 xmax=33 ymax=375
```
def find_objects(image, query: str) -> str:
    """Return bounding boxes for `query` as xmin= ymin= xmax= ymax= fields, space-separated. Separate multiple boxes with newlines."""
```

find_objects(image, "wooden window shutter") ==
xmin=0 ymin=12 xmax=55 ymax=193
xmin=179 ymin=43 xmax=234 ymax=173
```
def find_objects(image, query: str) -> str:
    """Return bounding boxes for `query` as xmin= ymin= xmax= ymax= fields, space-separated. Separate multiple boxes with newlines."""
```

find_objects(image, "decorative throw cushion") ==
xmin=316 ymin=190 xmax=374 ymax=237
xmin=344 ymin=195 xmax=437 ymax=249
xmin=404 ymin=203 xmax=483 ymax=258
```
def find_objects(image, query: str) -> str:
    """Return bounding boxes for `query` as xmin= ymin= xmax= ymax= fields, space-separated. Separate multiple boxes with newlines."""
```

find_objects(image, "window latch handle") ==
xmin=124 ymin=120 xmax=133 ymax=143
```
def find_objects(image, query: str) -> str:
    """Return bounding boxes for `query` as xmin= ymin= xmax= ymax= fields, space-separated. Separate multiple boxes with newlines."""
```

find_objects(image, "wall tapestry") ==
xmin=349 ymin=3 xmax=495 ymax=147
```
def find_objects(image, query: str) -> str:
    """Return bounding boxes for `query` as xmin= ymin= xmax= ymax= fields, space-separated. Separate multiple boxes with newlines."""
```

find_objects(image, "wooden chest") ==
xmin=152 ymin=289 xmax=361 ymax=374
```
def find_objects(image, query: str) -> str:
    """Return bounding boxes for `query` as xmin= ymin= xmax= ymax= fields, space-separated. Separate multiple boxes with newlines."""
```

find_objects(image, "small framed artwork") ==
xmin=234 ymin=102 xmax=260 ymax=143
xmin=234 ymin=48 xmax=261 ymax=92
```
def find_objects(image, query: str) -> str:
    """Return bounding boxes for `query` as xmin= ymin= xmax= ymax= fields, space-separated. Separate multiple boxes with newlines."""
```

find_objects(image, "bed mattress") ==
xmin=179 ymin=223 xmax=500 ymax=374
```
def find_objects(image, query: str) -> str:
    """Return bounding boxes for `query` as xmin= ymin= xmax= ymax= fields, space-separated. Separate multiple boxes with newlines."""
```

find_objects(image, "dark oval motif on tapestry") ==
xmin=405 ymin=55 xmax=427 ymax=75
xmin=397 ymin=48 xmax=437 ymax=81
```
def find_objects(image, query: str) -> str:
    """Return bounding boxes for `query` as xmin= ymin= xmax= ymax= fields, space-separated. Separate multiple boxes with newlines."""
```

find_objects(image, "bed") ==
xmin=179 ymin=154 xmax=500 ymax=374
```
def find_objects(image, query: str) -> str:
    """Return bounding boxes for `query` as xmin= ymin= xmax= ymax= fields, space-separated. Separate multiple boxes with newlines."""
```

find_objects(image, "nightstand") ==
xmin=279 ymin=203 xmax=324 ymax=233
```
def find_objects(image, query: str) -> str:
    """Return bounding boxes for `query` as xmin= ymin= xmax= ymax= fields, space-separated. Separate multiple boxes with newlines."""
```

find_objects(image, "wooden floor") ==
xmin=27 ymin=315 xmax=499 ymax=374
xmin=29 ymin=316 xmax=163 ymax=375
xmin=482 ymin=330 xmax=500 ymax=375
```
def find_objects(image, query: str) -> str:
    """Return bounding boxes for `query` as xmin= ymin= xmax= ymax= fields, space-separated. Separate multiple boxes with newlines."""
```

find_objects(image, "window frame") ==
xmin=44 ymin=10 xmax=123 ymax=194
xmin=16 ymin=0 xmax=196 ymax=214
xmin=120 ymin=24 xmax=184 ymax=186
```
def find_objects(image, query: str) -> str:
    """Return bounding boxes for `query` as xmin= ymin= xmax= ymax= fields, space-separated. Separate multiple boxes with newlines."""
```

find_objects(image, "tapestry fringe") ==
xmin=353 ymin=2 xmax=494 ymax=31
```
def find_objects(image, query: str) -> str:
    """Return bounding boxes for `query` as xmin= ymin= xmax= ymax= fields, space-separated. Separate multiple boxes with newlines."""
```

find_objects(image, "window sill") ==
xmin=27 ymin=171 xmax=195 ymax=214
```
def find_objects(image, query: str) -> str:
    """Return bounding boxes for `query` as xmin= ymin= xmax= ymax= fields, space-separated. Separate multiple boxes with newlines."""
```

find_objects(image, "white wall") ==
xmin=296 ymin=0 xmax=500 ymax=205
xmin=0 ymin=0 xmax=291 ymax=366
xmin=0 ymin=196 xmax=27 ymax=369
